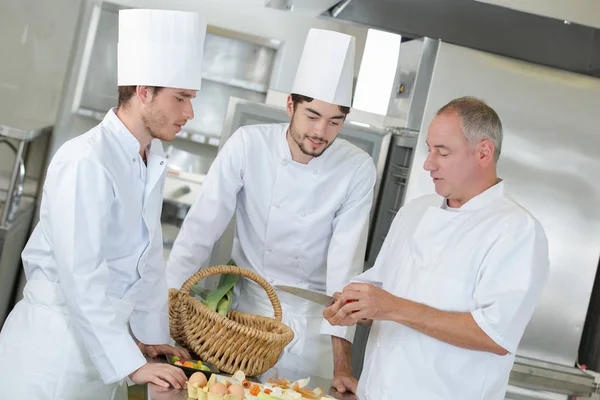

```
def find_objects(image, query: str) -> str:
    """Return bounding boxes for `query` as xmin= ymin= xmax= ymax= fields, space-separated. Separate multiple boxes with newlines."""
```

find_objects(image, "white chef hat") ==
xmin=291 ymin=28 xmax=356 ymax=107
xmin=117 ymin=9 xmax=206 ymax=91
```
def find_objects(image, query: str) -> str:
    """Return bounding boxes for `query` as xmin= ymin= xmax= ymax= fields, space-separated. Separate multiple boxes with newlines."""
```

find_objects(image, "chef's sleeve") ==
xmin=43 ymin=157 xmax=146 ymax=384
xmin=471 ymin=217 xmax=550 ymax=354
xmin=129 ymin=211 xmax=170 ymax=345
xmin=321 ymin=158 xmax=377 ymax=342
xmin=166 ymin=128 xmax=246 ymax=290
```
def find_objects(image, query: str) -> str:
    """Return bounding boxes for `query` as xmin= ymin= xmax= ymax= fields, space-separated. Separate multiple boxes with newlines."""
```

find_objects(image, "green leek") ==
xmin=201 ymin=273 xmax=238 ymax=315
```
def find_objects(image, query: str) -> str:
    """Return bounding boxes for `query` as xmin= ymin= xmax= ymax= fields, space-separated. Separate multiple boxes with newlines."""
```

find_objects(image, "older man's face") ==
xmin=423 ymin=111 xmax=482 ymax=205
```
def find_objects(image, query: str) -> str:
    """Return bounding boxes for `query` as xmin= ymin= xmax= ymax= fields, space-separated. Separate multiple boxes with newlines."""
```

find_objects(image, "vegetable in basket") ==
xmin=198 ymin=273 xmax=238 ymax=316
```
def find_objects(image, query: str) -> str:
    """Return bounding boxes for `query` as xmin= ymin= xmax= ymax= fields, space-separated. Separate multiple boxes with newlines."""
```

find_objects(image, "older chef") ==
xmin=324 ymin=97 xmax=550 ymax=399
xmin=0 ymin=9 xmax=207 ymax=400
xmin=167 ymin=29 xmax=376 ymax=392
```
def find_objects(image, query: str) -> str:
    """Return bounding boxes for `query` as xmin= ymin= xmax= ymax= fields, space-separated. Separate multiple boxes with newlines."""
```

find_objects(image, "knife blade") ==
xmin=275 ymin=285 xmax=335 ymax=306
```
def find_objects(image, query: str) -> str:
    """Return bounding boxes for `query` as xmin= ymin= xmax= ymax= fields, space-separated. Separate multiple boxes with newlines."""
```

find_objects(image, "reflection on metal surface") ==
xmin=74 ymin=107 xmax=106 ymax=122
xmin=0 ymin=140 xmax=25 ymax=226
xmin=0 ymin=199 xmax=35 ymax=326
xmin=365 ymin=133 xmax=416 ymax=267
xmin=0 ymin=121 xmax=50 ymax=326
xmin=185 ymin=80 xmax=267 ymax=137
xmin=274 ymin=285 xmax=334 ymax=306
xmin=264 ymin=0 xmax=292 ymax=11
xmin=72 ymin=1 xmax=104 ymax=115
xmin=330 ymin=0 xmax=353 ymax=18
xmin=0 ymin=125 xmax=52 ymax=142
xmin=202 ymin=74 xmax=268 ymax=93
xmin=384 ymin=126 xmax=419 ymax=138
xmin=165 ymin=147 xmax=213 ymax=176
xmin=169 ymin=185 xmax=191 ymax=200
xmin=509 ymin=356 xmax=597 ymax=397
xmin=0 ymin=125 xmax=50 ymax=228
xmin=202 ymin=32 xmax=277 ymax=90
xmin=265 ymin=0 xmax=343 ymax=16
xmin=206 ymin=25 xmax=281 ymax=49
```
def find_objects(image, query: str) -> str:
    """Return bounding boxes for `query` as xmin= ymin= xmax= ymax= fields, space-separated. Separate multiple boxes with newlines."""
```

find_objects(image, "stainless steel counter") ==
xmin=138 ymin=380 xmax=595 ymax=400
xmin=144 ymin=383 xmax=356 ymax=400
xmin=135 ymin=361 xmax=356 ymax=400
xmin=132 ymin=358 xmax=598 ymax=400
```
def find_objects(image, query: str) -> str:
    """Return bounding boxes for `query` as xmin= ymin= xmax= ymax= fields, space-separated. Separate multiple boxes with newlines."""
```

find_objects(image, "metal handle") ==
xmin=0 ymin=139 xmax=27 ymax=227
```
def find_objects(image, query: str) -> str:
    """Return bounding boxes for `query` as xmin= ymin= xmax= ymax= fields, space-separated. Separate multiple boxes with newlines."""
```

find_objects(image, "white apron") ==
xmin=235 ymin=279 xmax=334 ymax=380
xmin=0 ymin=280 xmax=133 ymax=400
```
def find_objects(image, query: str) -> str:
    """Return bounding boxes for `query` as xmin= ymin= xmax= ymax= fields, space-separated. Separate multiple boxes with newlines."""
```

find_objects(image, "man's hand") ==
xmin=137 ymin=342 xmax=190 ymax=359
xmin=324 ymin=292 xmax=347 ymax=325
xmin=331 ymin=370 xmax=358 ymax=394
xmin=129 ymin=363 xmax=188 ymax=389
xmin=325 ymin=283 xmax=398 ymax=326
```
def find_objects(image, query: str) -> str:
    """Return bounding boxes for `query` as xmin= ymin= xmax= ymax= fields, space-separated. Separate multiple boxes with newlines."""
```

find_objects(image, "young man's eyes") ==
xmin=306 ymin=115 xmax=340 ymax=126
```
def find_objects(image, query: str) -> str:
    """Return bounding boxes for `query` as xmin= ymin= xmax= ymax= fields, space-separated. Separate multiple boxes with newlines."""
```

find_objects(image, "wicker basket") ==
xmin=168 ymin=265 xmax=295 ymax=377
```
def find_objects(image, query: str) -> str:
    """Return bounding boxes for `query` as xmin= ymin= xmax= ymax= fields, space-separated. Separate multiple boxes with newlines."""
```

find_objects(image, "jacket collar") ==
xmin=277 ymin=123 xmax=329 ymax=170
xmin=443 ymin=180 xmax=505 ymax=211
xmin=102 ymin=108 xmax=165 ymax=159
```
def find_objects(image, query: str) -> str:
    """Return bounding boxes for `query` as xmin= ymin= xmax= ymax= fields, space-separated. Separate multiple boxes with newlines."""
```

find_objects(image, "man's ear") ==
xmin=136 ymin=86 xmax=152 ymax=105
xmin=286 ymin=95 xmax=294 ymax=118
xmin=478 ymin=139 xmax=495 ymax=167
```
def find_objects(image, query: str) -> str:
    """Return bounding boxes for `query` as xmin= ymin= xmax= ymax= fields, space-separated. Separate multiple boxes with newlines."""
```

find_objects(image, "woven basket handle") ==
xmin=179 ymin=265 xmax=283 ymax=322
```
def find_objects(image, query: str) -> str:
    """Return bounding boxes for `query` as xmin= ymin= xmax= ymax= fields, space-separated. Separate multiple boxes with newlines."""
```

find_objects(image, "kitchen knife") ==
xmin=274 ymin=285 xmax=335 ymax=307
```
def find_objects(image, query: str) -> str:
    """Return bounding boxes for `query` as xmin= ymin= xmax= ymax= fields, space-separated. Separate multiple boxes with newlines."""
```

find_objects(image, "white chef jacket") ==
xmin=0 ymin=109 xmax=169 ymax=394
xmin=167 ymin=123 xmax=376 ymax=343
xmin=355 ymin=181 xmax=550 ymax=400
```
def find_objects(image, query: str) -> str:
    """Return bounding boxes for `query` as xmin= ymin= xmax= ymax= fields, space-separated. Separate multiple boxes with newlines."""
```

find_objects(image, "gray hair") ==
xmin=437 ymin=96 xmax=503 ymax=162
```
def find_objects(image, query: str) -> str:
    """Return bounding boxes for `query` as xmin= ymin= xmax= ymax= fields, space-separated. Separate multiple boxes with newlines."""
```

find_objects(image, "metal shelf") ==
xmin=509 ymin=356 xmax=597 ymax=397
xmin=202 ymin=74 xmax=268 ymax=94
xmin=74 ymin=107 xmax=106 ymax=122
xmin=175 ymin=130 xmax=221 ymax=147
xmin=0 ymin=125 xmax=52 ymax=142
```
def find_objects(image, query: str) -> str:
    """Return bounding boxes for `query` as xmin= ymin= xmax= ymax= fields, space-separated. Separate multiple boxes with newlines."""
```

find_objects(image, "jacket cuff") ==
xmin=129 ymin=308 xmax=170 ymax=345
xmin=320 ymin=319 xmax=356 ymax=343
xmin=90 ymin=332 xmax=147 ymax=384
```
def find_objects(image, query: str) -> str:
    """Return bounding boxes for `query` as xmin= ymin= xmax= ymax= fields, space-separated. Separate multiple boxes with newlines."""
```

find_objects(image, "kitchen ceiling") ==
xmin=267 ymin=0 xmax=600 ymax=78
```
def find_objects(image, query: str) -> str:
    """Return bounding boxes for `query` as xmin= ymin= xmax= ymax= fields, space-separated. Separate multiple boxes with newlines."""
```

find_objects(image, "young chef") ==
xmin=0 ymin=9 xmax=207 ymax=400
xmin=166 ymin=28 xmax=376 ymax=393
xmin=324 ymin=96 xmax=550 ymax=399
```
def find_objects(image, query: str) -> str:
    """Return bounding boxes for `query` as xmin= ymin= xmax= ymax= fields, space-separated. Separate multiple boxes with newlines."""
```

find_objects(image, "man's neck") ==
xmin=116 ymin=107 xmax=152 ymax=158
xmin=447 ymin=175 xmax=500 ymax=208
